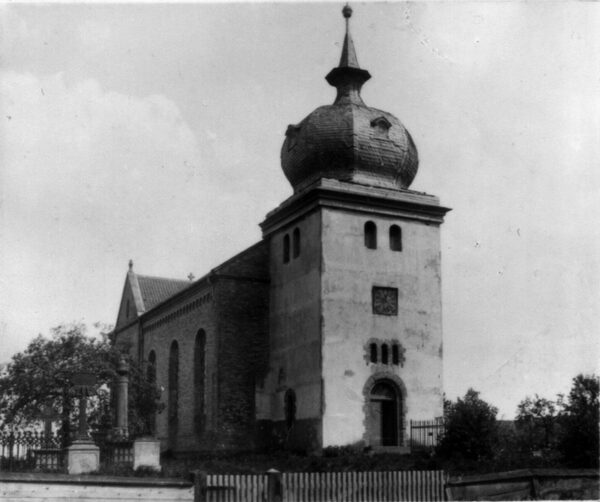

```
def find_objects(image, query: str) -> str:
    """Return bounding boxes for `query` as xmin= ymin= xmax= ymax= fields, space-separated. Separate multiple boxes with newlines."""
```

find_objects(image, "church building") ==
xmin=112 ymin=6 xmax=450 ymax=454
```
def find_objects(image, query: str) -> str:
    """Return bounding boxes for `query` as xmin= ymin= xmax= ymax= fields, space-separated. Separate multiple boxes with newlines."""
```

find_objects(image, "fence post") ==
xmin=192 ymin=470 xmax=207 ymax=502
xmin=267 ymin=468 xmax=283 ymax=502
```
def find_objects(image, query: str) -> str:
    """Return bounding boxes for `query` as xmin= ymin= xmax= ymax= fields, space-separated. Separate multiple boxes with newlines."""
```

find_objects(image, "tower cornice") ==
xmin=261 ymin=178 xmax=451 ymax=237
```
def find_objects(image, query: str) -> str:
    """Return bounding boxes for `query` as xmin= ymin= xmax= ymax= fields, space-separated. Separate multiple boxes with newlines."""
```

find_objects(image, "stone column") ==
xmin=115 ymin=356 xmax=129 ymax=438
xmin=67 ymin=373 xmax=99 ymax=474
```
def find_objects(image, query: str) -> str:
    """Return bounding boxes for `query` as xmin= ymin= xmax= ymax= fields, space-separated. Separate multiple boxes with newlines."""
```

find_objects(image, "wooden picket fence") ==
xmin=203 ymin=470 xmax=446 ymax=502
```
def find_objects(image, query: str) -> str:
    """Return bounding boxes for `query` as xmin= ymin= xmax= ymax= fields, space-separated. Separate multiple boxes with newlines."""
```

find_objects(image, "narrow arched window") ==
xmin=381 ymin=344 xmax=389 ymax=364
xmin=147 ymin=350 xmax=156 ymax=384
xmin=390 ymin=225 xmax=402 ymax=251
xmin=292 ymin=228 xmax=300 ymax=258
xmin=194 ymin=330 xmax=206 ymax=434
xmin=370 ymin=343 xmax=378 ymax=363
xmin=284 ymin=389 xmax=297 ymax=429
xmin=392 ymin=344 xmax=400 ymax=365
xmin=283 ymin=234 xmax=290 ymax=263
xmin=364 ymin=221 xmax=377 ymax=249
xmin=146 ymin=350 xmax=157 ymax=434
xmin=168 ymin=341 xmax=179 ymax=448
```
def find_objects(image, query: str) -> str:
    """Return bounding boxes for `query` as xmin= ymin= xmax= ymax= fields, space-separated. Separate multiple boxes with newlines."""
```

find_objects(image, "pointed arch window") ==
xmin=364 ymin=221 xmax=377 ymax=249
xmin=390 ymin=225 xmax=402 ymax=251
xmin=292 ymin=228 xmax=301 ymax=258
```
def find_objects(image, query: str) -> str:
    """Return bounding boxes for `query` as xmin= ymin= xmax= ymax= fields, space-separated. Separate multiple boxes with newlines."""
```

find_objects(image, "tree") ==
xmin=437 ymin=389 xmax=498 ymax=464
xmin=0 ymin=323 xmax=161 ymax=447
xmin=516 ymin=394 xmax=558 ymax=451
xmin=557 ymin=374 xmax=599 ymax=468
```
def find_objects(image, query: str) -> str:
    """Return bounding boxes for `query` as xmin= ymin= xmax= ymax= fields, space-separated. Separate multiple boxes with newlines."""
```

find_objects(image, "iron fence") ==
xmin=0 ymin=430 xmax=63 ymax=472
xmin=0 ymin=429 xmax=134 ymax=472
xmin=410 ymin=419 xmax=444 ymax=451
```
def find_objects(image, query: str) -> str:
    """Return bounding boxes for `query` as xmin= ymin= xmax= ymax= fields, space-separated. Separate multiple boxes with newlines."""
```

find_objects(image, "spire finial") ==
xmin=128 ymin=259 xmax=133 ymax=271
xmin=188 ymin=273 xmax=195 ymax=282
xmin=342 ymin=4 xmax=352 ymax=20
xmin=325 ymin=3 xmax=371 ymax=104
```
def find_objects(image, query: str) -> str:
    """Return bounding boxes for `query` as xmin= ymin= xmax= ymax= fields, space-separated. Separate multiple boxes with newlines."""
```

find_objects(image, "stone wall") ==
xmin=259 ymin=210 xmax=324 ymax=452
xmin=320 ymin=207 xmax=444 ymax=447
xmin=0 ymin=473 xmax=193 ymax=502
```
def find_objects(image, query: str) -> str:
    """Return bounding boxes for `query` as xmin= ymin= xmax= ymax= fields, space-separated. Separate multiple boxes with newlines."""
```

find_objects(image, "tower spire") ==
xmin=339 ymin=4 xmax=359 ymax=68
xmin=326 ymin=4 xmax=371 ymax=105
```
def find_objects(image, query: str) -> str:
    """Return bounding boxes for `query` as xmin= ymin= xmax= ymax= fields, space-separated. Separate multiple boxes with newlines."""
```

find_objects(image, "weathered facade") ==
xmin=112 ymin=7 xmax=450 ymax=454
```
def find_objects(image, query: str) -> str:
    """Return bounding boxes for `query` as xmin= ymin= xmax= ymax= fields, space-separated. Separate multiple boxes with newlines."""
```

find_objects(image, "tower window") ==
xmin=364 ymin=221 xmax=377 ymax=249
xmin=370 ymin=343 xmax=378 ymax=363
xmin=284 ymin=389 xmax=297 ymax=429
xmin=381 ymin=344 xmax=389 ymax=364
xmin=293 ymin=228 xmax=300 ymax=258
xmin=390 ymin=225 xmax=402 ymax=252
xmin=392 ymin=344 xmax=399 ymax=365
xmin=283 ymin=234 xmax=290 ymax=263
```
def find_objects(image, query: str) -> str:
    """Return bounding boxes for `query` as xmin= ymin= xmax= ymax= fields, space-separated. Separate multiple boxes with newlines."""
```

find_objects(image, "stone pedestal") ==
xmin=67 ymin=440 xmax=100 ymax=474
xmin=133 ymin=437 xmax=161 ymax=471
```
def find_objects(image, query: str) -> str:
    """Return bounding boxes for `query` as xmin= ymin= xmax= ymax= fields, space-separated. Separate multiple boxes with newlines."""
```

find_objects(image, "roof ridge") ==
xmin=135 ymin=273 xmax=188 ymax=283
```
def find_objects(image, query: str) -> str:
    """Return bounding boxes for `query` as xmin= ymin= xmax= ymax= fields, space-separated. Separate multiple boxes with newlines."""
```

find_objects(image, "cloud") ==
xmin=0 ymin=71 xmax=219 ymax=360
xmin=78 ymin=20 xmax=111 ymax=50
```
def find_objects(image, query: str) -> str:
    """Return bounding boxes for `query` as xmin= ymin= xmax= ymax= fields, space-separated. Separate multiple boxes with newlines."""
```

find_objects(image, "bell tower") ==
xmin=258 ymin=5 xmax=450 ymax=452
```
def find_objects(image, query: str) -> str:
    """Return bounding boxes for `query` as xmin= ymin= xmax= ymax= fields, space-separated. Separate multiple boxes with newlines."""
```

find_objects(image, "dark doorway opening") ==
xmin=369 ymin=381 xmax=400 ymax=446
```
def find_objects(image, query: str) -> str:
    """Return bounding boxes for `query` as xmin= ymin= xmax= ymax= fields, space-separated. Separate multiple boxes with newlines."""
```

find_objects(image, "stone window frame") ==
xmin=372 ymin=286 xmax=398 ymax=316
xmin=365 ymin=339 xmax=405 ymax=367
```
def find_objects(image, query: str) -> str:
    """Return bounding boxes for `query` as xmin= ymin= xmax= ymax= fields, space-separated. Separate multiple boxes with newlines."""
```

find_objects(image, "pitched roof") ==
xmin=135 ymin=275 xmax=190 ymax=312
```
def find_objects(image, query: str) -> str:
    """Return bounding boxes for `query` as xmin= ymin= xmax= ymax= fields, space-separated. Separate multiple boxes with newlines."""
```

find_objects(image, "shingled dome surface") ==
xmin=281 ymin=5 xmax=419 ymax=192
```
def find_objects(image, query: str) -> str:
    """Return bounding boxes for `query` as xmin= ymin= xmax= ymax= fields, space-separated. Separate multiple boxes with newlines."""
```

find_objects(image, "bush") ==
xmin=436 ymin=389 xmax=498 ymax=465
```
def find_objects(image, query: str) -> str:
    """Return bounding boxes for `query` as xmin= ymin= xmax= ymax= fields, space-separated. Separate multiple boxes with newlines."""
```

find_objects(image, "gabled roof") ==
xmin=115 ymin=262 xmax=192 ymax=330
xmin=135 ymin=275 xmax=190 ymax=312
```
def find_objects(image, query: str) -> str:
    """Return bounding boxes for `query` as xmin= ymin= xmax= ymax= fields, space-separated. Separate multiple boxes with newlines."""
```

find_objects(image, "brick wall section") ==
xmin=212 ymin=241 xmax=270 ymax=450
xmin=115 ymin=241 xmax=270 ymax=454
xmin=141 ymin=284 xmax=217 ymax=453
xmin=213 ymin=277 xmax=269 ymax=450
xmin=114 ymin=323 xmax=139 ymax=359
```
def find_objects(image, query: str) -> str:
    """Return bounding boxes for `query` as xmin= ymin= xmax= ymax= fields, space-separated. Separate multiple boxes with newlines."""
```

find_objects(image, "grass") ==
xmin=158 ymin=449 xmax=440 ymax=477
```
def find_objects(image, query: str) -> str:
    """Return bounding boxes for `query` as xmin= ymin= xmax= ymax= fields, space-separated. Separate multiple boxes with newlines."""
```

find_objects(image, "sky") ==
xmin=0 ymin=1 xmax=599 ymax=419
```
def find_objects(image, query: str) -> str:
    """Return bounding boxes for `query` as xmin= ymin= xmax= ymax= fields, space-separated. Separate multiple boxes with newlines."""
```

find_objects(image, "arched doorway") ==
xmin=168 ymin=341 xmax=179 ymax=451
xmin=368 ymin=380 xmax=401 ymax=446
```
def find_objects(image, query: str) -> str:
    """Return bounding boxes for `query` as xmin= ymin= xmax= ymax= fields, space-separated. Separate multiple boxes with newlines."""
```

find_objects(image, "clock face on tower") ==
xmin=372 ymin=287 xmax=398 ymax=316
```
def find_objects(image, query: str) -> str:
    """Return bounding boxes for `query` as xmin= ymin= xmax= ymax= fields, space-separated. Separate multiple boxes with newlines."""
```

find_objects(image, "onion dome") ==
xmin=281 ymin=5 xmax=418 ymax=192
